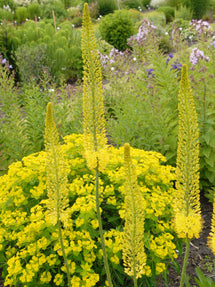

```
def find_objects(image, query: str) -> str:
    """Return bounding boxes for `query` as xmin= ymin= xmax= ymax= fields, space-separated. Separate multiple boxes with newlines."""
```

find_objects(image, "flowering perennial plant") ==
xmin=43 ymin=102 xmax=71 ymax=286
xmin=127 ymin=19 xmax=157 ymax=61
xmin=0 ymin=134 xmax=176 ymax=286
xmin=122 ymin=143 xmax=147 ymax=284
xmin=190 ymin=47 xmax=210 ymax=66
xmin=208 ymin=202 xmax=215 ymax=255
xmin=174 ymin=64 xmax=202 ymax=240
xmin=81 ymin=3 xmax=107 ymax=172
xmin=190 ymin=19 xmax=212 ymax=37
xmin=43 ymin=102 xmax=69 ymax=226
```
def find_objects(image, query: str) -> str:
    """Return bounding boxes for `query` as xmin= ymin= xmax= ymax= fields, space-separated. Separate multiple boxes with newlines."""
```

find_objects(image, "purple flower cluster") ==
xmin=166 ymin=53 xmax=182 ymax=70
xmin=0 ymin=54 xmax=13 ymax=69
xmin=171 ymin=61 xmax=182 ymax=71
xmin=190 ymin=47 xmax=210 ymax=65
xmin=127 ymin=19 xmax=156 ymax=46
xmin=99 ymin=48 xmax=126 ymax=68
xmin=190 ymin=19 xmax=211 ymax=36
xmin=145 ymin=68 xmax=154 ymax=77
xmin=166 ymin=53 xmax=174 ymax=65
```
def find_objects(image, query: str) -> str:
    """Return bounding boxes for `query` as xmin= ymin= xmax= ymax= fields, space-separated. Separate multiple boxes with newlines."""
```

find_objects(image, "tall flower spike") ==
xmin=81 ymin=3 xmax=108 ymax=171
xmin=208 ymin=201 xmax=215 ymax=254
xmin=123 ymin=143 xmax=147 ymax=284
xmin=44 ymin=102 xmax=69 ymax=226
xmin=174 ymin=64 xmax=202 ymax=239
xmin=44 ymin=102 xmax=71 ymax=287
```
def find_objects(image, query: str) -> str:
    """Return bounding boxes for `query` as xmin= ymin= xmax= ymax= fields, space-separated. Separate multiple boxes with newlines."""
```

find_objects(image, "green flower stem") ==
xmin=179 ymin=237 xmax=191 ymax=287
xmin=54 ymin=155 xmax=71 ymax=287
xmin=95 ymin=162 xmax=113 ymax=287
xmin=133 ymin=276 xmax=138 ymax=287
xmin=57 ymin=220 xmax=71 ymax=287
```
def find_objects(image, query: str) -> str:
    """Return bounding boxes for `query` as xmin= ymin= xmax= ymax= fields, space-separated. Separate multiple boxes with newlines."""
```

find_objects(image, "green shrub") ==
xmin=175 ymin=4 xmax=193 ymax=20
xmin=15 ymin=43 xmax=49 ymax=83
xmin=41 ymin=0 xmax=67 ymax=19
xmin=128 ymin=8 xmax=144 ymax=23
xmin=0 ymin=8 xmax=13 ymax=21
xmin=99 ymin=9 xmax=135 ymax=51
xmin=97 ymin=0 xmax=118 ymax=16
xmin=166 ymin=0 xmax=183 ymax=8
xmin=15 ymin=6 xmax=28 ymax=24
xmin=27 ymin=3 xmax=41 ymax=20
xmin=88 ymin=1 xmax=99 ymax=19
xmin=191 ymin=0 xmax=210 ymax=19
xmin=71 ymin=15 xmax=83 ymax=27
xmin=141 ymin=0 xmax=151 ymax=8
xmin=158 ymin=36 xmax=173 ymax=53
xmin=122 ymin=0 xmax=142 ymax=10
xmin=0 ymin=0 xmax=16 ymax=10
xmin=12 ymin=20 xmax=83 ymax=83
xmin=0 ymin=133 xmax=177 ymax=286
xmin=67 ymin=6 xmax=81 ymax=18
xmin=157 ymin=6 xmax=175 ymax=22
xmin=143 ymin=11 xmax=166 ymax=26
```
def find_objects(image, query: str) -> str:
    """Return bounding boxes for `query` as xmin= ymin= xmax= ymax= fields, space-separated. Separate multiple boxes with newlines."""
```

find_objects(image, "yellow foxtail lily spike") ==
xmin=81 ymin=3 xmax=108 ymax=171
xmin=174 ymin=64 xmax=202 ymax=239
xmin=44 ymin=102 xmax=69 ymax=226
xmin=123 ymin=143 xmax=147 ymax=281
xmin=208 ymin=198 xmax=215 ymax=254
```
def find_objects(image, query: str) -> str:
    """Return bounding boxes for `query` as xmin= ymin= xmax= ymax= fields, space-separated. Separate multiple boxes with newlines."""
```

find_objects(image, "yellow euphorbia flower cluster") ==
xmin=0 ymin=134 xmax=176 ymax=286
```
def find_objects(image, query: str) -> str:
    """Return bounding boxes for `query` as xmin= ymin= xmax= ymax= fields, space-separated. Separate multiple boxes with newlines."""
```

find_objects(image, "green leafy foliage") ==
xmin=194 ymin=267 xmax=215 ymax=287
xmin=15 ymin=6 xmax=28 ymax=24
xmin=11 ymin=20 xmax=82 ymax=83
xmin=157 ymin=6 xmax=175 ymax=22
xmin=97 ymin=0 xmax=118 ymax=16
xmin=0 ymin=62 xmax=82 ymax=174
xmin=191 ymin=0 xmax=210 ymax=19
xmin=99 ymin=9 xmax=135 ymax=51
xmin=122 ymin=0 xmax=143 ymax=10
xmin=0 ymin=8 xmax=13 ymax=21
xmin=27 ymin=3 xmax=41 ymax=20
xmin=143 ymin=11 xmax=166 ymax=26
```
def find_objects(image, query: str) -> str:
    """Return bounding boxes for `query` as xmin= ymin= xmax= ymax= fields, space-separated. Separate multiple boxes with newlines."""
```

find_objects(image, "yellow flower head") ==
xmin=174 ymin=64 xmax=202 ymax=239
xmin=123 ymin=143 xmax=147 ymax=279
xmin=81 ymin=3 xmax=108 ymax=171
xmin=44 ymin=102 xmax=69 ymax=225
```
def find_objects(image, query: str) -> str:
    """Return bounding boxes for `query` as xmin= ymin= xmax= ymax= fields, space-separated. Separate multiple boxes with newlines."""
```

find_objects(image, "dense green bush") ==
xmin=88 ymin=1 xmax=99 ymax=19
xmin=141 ymin=0 xmax=151 ymax=8
xmin=191 ymin=0 xmax=210 ymax=19
xmin=143 ymin=11 xmax=166 ymax=26
xmin=157 ymin=6 xmax=175 ymax=22
xmin=0 ymin=0 xmax=16 ymax=10
xmin=99 ymin=9 xmax=135 ymax=51
xmin=0 ymin=8 xmax=13 ymax=21
xmin=11 ymin=20 xmax=82 ymax=83
xmin=122 ymin=0 xmax=143 ymax=10
xmin=41 ymin=0 xmax=67 ymax=20
xmin=175 ymin=4 xmax=193 ymax=20
xmin=27 ymin=3 xmax=41 ymax=20
xmin=15 ymin=43 xmax=49 ymax=83
xmin=97 ymin=0 xmax=118 ymax=16
xmin=15 ymin=6 xmax=28 ymax=24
